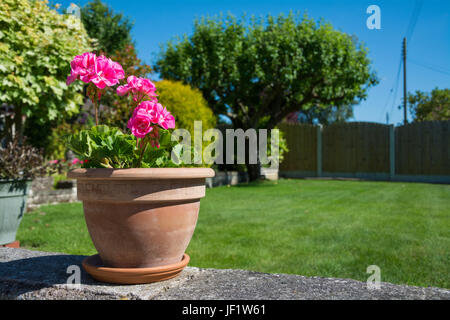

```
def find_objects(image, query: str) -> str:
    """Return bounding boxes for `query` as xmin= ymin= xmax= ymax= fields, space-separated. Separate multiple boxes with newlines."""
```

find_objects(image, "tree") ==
xmin=81 ymin=0 xmax=133 ymax=55
xmin=285 ymin=103 xmax=355 ymax=125
xmin=0 ymin=0 xmax=92 ymax=143
xmin=155 ymin=13 xmax=378 ymax=180
xmin=408 ymin=88 xmax=450 ymax=122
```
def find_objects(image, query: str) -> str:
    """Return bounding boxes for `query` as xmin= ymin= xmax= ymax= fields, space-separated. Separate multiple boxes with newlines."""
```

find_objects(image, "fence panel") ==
xmin=279 ymin=120 xmax=449 ymax=180
xmin=322 ymin=122 xmax=390 ymax=174
xmin=279 ymin=123 xmax=317 ymax=173
xmin=395 ymin=121 xmax=450 ymax=175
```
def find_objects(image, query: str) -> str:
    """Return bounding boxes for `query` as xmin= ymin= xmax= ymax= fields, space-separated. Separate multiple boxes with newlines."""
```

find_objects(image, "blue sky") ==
xmin=60 ymin=0 xmax=450 ymax=125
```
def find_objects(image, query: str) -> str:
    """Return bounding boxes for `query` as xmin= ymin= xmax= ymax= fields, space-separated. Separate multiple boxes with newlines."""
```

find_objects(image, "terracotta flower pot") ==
xmin=67 ymin=168 xmax=214 ymax=284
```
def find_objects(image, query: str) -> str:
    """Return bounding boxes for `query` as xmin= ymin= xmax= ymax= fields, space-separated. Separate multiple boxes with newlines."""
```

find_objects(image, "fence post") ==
xmin=389 ymin=125 xmax=395 ymax=180
xmin=317 ymin=125 xmax=322 ymax=177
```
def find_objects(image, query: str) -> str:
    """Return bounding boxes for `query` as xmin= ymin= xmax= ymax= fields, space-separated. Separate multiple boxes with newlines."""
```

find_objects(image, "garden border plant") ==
xmin=65 ymin=52 xmax=214 ymax=284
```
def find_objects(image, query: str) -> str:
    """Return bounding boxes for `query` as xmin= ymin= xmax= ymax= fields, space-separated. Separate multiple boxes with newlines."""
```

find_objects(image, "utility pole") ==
xmin=402 ymin=37 xmax=408 ymax=124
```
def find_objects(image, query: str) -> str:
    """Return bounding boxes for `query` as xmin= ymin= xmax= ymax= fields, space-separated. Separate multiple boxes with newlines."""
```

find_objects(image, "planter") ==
xmin=67 ymin=167 xmax=215 ymax=284
xmin=0 ymin=180 xmax=31 ymax=246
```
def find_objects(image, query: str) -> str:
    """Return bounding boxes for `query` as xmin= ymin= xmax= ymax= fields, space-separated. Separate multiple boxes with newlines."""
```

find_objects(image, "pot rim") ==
xmin=0 ymin=179 xmax=33 ymax=184
xmin=67 ymin=167 xmax=215 ymax=180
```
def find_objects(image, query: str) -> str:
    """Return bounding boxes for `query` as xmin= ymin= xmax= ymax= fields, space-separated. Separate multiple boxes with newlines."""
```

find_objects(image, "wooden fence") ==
xmin=279 ymin=121 xmax=450 ymax=183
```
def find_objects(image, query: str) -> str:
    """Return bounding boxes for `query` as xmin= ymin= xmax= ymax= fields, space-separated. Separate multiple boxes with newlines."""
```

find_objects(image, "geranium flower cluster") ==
xmin=117 ymin=76 xmax=158 ymax=102
xmin=66 ymin=52 xmax=125 ymax=89
xmin=67 ymin=52 xmax=176 ymax=155
xmin=117 ymin=75 xmax=175 ymax=147
xmin=127 ymin=101 xmax=175 ymax=137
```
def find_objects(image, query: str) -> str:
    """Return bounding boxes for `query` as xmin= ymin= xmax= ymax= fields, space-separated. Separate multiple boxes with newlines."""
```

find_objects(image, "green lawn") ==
xmin=17 ymin=179 xmax=450 ymax=288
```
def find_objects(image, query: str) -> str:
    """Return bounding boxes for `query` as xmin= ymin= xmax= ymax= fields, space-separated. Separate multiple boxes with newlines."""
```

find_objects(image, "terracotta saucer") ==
xmin=82 ymin=253 xmax=190 ymax=284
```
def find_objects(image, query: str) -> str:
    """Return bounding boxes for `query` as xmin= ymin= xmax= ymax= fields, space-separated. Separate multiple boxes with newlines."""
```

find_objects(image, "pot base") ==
xmin=82 ymin=253 xmax=190 ymax=284
xmin=0 ymin=240 xmax=20 ymax=248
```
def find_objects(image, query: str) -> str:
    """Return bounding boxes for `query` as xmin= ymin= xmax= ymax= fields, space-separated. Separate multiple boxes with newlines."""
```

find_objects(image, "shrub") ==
xmin=155 ymin=80 xmax=216 ymax=134
xmin=0 ymin=0 xmax=92 ymax=142
xmin=0 ymin=137 xmax=49 ymax=180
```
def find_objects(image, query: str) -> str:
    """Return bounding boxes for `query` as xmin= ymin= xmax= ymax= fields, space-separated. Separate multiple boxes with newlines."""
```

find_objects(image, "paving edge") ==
xmin=0 ymin=248 xmax=449 ymax=300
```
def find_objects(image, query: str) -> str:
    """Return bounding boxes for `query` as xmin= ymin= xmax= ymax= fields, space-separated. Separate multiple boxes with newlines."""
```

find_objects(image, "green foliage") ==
xmin=81 ymin=0 xmax=133 ymax=55
xmin=0 ymin=0 xmax=92 ymax=138
xmin=155 ymin=13 xmax=378 ymax=130
xmin=265 ymin=127 xmax=289 ymax=167
xmin=287 ymin=103 xmax=355 ymax=125
xmin=155 ymin=80 xmax=217 ymax=133
xmin=65 ymin=125 xmax=187 ymax=168
xmin=408 ymin=88 xmax=450 ymax=122
xmin=155 ymin=80 xmax=217 ymax=167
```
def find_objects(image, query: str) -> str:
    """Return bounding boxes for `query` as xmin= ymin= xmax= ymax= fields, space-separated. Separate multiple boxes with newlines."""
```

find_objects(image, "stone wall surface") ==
xmin=1 ymin=248 xmax=449 ymax=300
xmin=27 ymin=178 xmax=77 ymax=211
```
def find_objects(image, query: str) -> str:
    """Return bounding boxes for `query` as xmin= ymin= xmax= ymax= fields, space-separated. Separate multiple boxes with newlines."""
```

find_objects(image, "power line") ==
xmin=379 ymin=57 xmax=402 ymax=123
xmin=405 ymin=0 xmax=424 ymax=42
xmin=380 ymin=0 xmax=423 ymax=124
xmin=388 ymin=58 xmax=403 ymax=122
xmin=409 ymin=58 xmax=450 ymax=76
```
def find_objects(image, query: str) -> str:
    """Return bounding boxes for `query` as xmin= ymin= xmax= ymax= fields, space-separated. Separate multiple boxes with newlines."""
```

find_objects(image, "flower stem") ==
xmin=94 ymin=101 xmax=98 ymax=126
xmin=137 ymin=138 xmax=148 ymax=168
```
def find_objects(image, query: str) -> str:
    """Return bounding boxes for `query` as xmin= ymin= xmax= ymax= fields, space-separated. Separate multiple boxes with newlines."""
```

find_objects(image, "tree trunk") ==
xmin=246 ymin=162 xmax=261 ymax=181
xmin=241 ymin=130 xmax=262 ymax=181
xmin=13 ymin=104 xmax=24 ymax=143
xmin=1 ymin=114 xmax=13 ymax=146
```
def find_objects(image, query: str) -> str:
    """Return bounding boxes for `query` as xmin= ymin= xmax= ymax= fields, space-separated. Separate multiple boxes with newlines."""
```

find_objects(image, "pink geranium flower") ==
xmin=91 ymin=55 xmax=125 ymax=89
xmin=66 ymin=53 xmax=124 ymax=89
xmin=153 ymin=102 xmax=175 ymax=130
xmin=127 ymin=101 xmax=175 ymax=139
xmin=117 ymin=76 xmax=157 ymax=102
xmin=66 ymin=52 xmax=97 ymax=86
xmin=127 ymin=110 xmax=154 ymax=138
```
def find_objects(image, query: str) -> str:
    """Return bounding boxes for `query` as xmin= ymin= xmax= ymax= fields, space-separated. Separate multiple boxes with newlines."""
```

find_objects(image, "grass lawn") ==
xmin=17 ymin=179 xmax=450 ymax=288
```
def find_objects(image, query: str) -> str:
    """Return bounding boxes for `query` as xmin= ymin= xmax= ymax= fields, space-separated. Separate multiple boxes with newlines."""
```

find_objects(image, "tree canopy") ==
xmin=81 ymin=0 xmax=133 ymax=55
xmin=408 ymin=88 xmax=450 ymax=122
xmin=285 ymin=103 xmax=355 ymax=125
xmin=155 ymin=13 xmax=378 ymax=131
xmin=0 ymin=0 xmax=92 ymax=142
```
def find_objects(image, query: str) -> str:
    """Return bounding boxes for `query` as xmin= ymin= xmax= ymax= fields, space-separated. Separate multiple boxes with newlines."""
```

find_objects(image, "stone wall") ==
xmin=206 ymin=171 xmax=249 ymax=188
xmin=1 ymin=248 xmax=449 ymax=300
xmin=27 ymin=177 xmax=77 ymax=211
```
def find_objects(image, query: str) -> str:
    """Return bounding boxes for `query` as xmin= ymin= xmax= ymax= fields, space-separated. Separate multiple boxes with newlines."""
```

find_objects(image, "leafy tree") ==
xmin=155 ymin=13 xmax=378 ymax=180
xmin=0 ymin=0 xmax=92 ymax=143
xmin=285 ymin=103 xmax=355 ymax=125
xmin=80 ymin=0 xmax=133 ymax=55
xmin=408 ymin=88 xmax=450 ymax=122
